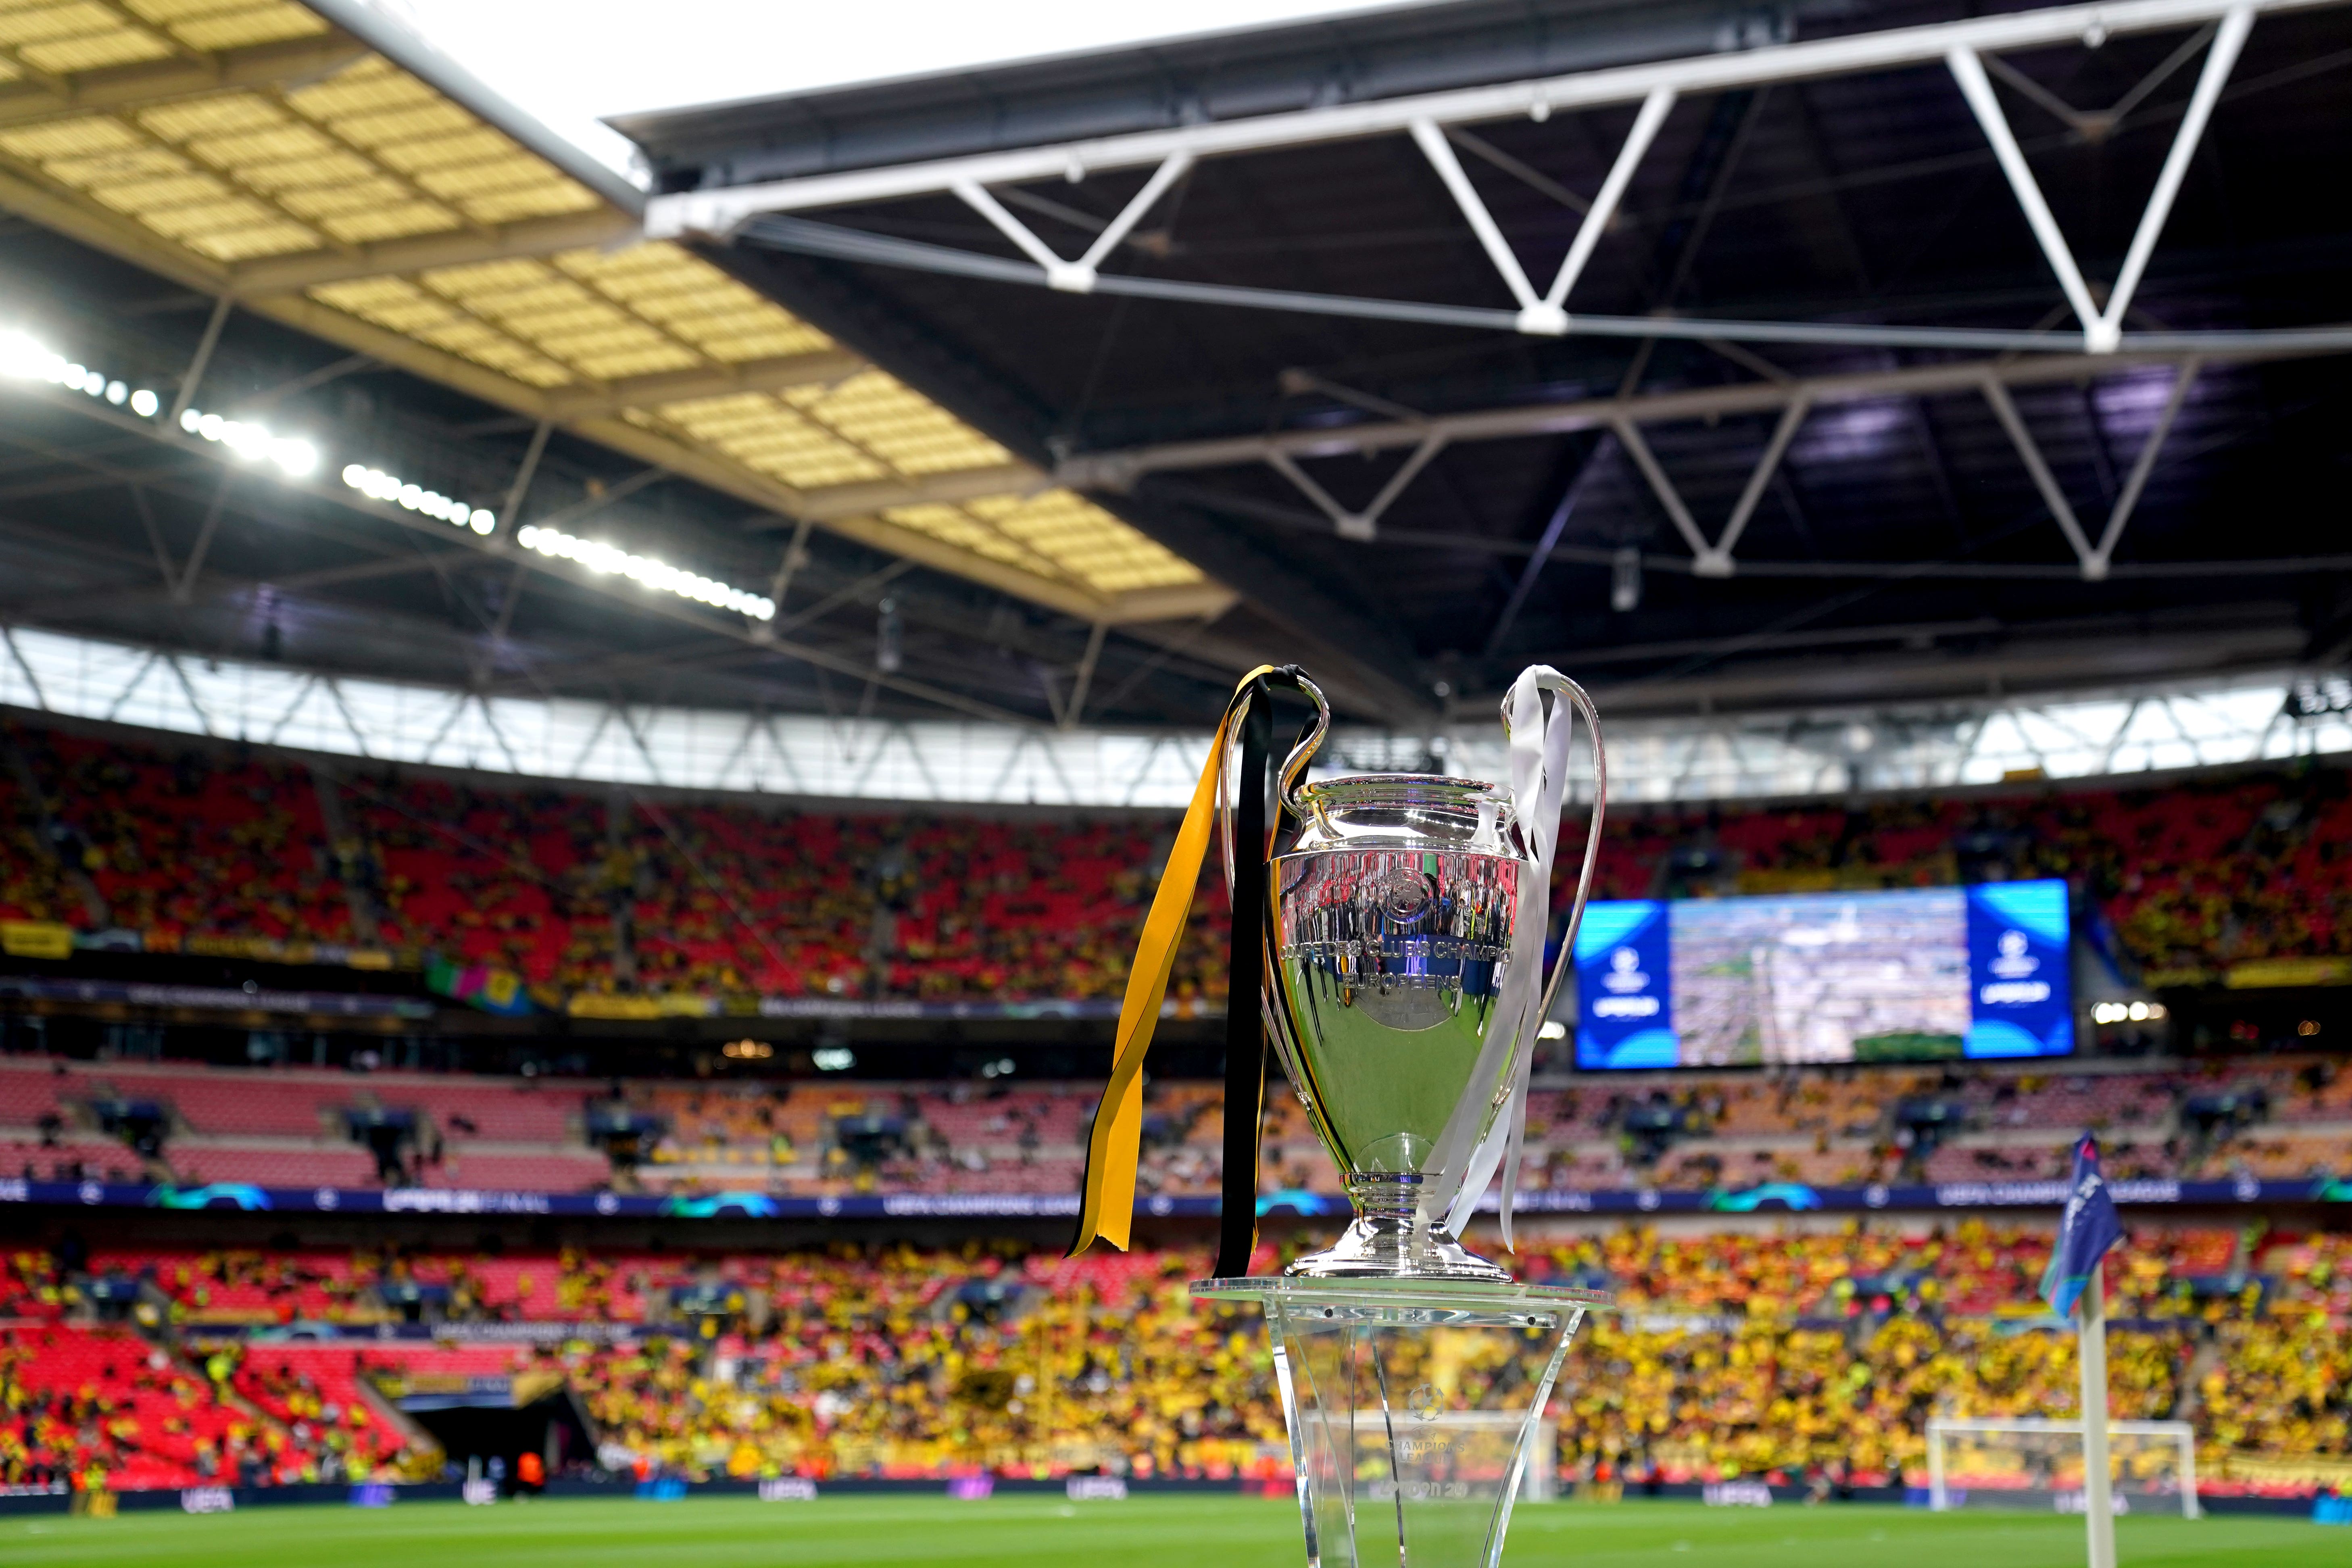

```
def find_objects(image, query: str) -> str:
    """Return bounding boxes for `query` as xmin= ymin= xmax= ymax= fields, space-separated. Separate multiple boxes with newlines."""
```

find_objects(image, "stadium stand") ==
xmin=5 ymin=724 xmax=2352 ymax=1010
xmin=2 ymin=1049 xmax=2348 ymax=1197
xmin=5 ymin=1223 xmax=2346 ymax=1493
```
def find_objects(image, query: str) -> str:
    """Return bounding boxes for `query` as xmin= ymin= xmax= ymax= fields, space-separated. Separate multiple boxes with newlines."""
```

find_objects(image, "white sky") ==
xmin=383 ymin=0 xmax=1406 ymax=180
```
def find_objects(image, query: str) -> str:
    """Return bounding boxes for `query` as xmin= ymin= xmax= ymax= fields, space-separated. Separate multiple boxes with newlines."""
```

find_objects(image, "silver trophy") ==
xmin=1197 ymin=665 xmax=1612 ymax=1568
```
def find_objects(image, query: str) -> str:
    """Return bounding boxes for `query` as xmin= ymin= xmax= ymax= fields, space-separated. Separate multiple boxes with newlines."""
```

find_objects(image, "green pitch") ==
xmin=0 ymin=1493 xmax=2327 ymax=1568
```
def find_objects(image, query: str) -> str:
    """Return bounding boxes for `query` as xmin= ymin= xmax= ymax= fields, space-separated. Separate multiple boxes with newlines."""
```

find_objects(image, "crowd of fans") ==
xmin=2 ymin=1223 xmax=2345 ymax=1495
xmin=2 ymin=722 xmax=2350 ymax=1005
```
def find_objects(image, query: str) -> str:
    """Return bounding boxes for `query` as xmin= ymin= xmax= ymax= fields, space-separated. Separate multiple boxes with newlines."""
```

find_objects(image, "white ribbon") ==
xmin=1426 ymin=665 xmax=1592 ymax=1250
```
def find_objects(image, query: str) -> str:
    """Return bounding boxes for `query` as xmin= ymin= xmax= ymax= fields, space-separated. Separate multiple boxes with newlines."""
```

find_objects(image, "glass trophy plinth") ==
xmin=1193 ymin=1278 xmax=1610 ymax=1568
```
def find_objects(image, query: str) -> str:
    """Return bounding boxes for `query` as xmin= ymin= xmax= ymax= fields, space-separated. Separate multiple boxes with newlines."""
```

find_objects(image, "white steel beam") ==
xmin=953 ymin=152 xmax=1193 ymax=293
xmin=1537 ymin=85 xmax=1678 ymax=324
xmin=1612 ymin=417 xmax=1716 ymax=564
xmin=2089 ymin=359 xmax=2200 ymax=575
xmin=1412 ymin=116 xmax=1545 ymax=320
xmin=648 ymin=0 xmax=2335 ymax=238
xmin=2098 ymin=6 xmax=2254 ymax=338
xmin=1947 ymin=45 xmax=2113 ymax=349
xmin=1981 ymin=377 xmax=2102 ymax=571
xmin=1709 ymin=396 xmax=1812 ymax=571
xmin=1950 ymin=5 xmax=2252 ymax=352
xmin=1610 ymin=398 xmax=1811 ymax=576
xmin=1058 ymin=346 xmax=2269 ymax=487
xmin=1268 ymin=433 xmax=1449 ymax=540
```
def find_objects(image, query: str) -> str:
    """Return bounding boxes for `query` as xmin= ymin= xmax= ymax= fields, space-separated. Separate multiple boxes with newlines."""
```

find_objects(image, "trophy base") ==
xmin=1282 ymin=1175 xmax=1513 ymax=1282
xmin=1283 ymin=1217 xmax=1512 ymax=1281
xmin=1188 ymin=1276 xmax=1611 ymax=1568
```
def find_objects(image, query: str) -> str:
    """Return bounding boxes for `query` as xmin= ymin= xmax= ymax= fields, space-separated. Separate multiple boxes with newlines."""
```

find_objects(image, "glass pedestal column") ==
xmin=1193 ymin=1278 xmax=1610 ymax=1568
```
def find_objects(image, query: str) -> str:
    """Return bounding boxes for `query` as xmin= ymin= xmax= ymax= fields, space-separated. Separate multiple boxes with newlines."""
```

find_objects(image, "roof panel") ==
xmin=155 ymin=5 xmax=324 ymax=52
xmin=23 ymin=35 xmax=169 ymax=72
xmin=0 ymin=0 xmax=1210 ymax=618
xmin=138 ymin=92 xmax=286 ymax=140
xmin=313 ymin=196 xmax=455 ymax=242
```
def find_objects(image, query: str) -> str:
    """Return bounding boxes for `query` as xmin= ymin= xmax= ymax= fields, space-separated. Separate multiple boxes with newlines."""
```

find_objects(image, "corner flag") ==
xmin=2041 ymin=1135 xmax=2123 ymax=1318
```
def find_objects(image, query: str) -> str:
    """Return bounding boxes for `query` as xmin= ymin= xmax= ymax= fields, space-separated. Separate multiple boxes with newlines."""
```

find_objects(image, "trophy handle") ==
xmin=1272 ymin=669 xmax=1330 ymax=819
xmin=1497 ymin=672 xmax=1609 ymax=1034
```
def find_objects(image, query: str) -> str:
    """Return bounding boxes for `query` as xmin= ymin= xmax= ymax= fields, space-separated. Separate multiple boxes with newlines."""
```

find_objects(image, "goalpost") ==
xmin=1926 ymin=1418 xmax=2201 ymax=1519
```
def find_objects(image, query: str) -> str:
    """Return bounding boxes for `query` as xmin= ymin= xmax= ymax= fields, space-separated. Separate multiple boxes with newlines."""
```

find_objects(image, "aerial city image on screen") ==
xmin=1670 ymin=889 xmax=1973 ymax=1065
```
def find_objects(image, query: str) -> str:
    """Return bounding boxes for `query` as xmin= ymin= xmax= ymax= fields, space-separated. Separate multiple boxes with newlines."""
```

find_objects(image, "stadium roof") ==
xmin=617 ymin=0 xmax=2352 ymax=725
xmin=0 ymin=0 xmax=1230 ymax=669
xmin=4 ymin=0 xmax=2351 ymax=749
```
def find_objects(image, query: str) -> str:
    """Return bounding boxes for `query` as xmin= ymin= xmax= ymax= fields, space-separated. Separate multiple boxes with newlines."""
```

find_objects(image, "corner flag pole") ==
xmin=2077 ymin=1256 xmax=2117 ymax=1568
xmin=2043 ymin=1134 xmax=2123 ymax=1568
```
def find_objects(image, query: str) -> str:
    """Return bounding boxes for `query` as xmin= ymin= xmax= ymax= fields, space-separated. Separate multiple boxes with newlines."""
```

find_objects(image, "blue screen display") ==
xmin=1572 ymin=880 xmax=2072 ymax=1069
xmin=1572 ymin=898 xmax=1676 ymax=1070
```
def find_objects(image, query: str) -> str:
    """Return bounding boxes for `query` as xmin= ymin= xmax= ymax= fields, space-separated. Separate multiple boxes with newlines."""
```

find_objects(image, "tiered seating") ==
xmin=147 ymin=1075 xmax=334 ymax=1137
xmin=1952 ymin=1070 xmax=2177 ymax=1131
xmin=8 ymin=715 xmax=2352 ymax=1003
xmin=0 ymin=1130 xmax=140 ymax=1178
xmin=420 ymin=1150 xmax=609 ymax=1192
xmin=0 ymin=730 xmax=352 ymax=944
xmin=230 ymin=1345 xmax=400 ymax=1470
xmin=164 ymin=1145 xmax=379 ymax=1189
xmin=0 ymin=1325 xmax=244 ymax=1489
xmin=105 ymin=1250 xmax=366 ymax=1324
xmin=4 ymin=1223 xmax=2349 ymax=1492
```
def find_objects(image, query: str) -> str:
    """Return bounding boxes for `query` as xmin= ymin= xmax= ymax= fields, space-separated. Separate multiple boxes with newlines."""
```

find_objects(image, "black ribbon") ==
xmin=1213 ymin=671 xmax=1322 ymax=1279
xmin=1214 ymin=687 xmax=1274 ymax=1278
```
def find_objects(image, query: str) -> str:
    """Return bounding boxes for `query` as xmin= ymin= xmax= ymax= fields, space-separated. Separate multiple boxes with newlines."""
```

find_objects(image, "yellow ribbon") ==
xmin=1071 ymin=666 xmax=1276 ymax=1255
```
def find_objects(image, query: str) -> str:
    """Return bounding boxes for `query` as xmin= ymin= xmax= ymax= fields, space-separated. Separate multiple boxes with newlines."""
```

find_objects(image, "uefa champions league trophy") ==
xmin=1071 ymin=661 xmax=1614 ymax=1568
xmin=1198 ymin=667 xmax=1611 ymax=1568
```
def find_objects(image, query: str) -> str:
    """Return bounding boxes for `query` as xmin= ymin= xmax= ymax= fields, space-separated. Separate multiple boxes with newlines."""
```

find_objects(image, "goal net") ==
xmin=1925 ymin=1418 xmax=2200 ymax=1518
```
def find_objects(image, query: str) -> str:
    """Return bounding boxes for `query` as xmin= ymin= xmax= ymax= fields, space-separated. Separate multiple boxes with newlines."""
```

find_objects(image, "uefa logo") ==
xmin=1989 ymin=929 xmax=2040 ymax=978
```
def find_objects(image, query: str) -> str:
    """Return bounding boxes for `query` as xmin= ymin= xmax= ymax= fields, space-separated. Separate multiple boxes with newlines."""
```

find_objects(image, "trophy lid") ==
xmin=1290 ymin=774 xmax=1519 ymax=855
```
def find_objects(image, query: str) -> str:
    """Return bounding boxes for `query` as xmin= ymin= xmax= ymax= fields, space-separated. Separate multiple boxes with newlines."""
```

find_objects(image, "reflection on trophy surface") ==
xmin=1270 ymin=774 xmax=1529 ymax=1280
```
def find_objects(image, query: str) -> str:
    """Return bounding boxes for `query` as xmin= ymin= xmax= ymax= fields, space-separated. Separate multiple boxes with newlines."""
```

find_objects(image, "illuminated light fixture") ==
xmin=0 ymin=327 xmax=160 ymax=421
xmin=340 ymin=464 xmax=493 ymax=534
xmin=515 ymin=522 xmax=776 ymax=620
xmin=179 ymin=405 xmax=319 ymax=477
xmin=721 ymin=1037 xmax=774 ymax=1061
xmin=811 ymin=1047 xmax=855 ymax=1072
xmin=1537 ymin=1020 xmax=1568 ymax=1040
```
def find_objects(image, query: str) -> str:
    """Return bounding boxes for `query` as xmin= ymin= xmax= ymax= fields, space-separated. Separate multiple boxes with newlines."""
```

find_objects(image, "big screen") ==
xmin=1572 ymin=880 xmax=2072 ymax=1070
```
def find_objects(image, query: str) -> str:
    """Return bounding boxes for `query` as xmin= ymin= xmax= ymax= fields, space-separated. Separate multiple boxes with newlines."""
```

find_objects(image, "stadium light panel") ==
xmin=0 ymin=327 xmax=160 ymax=425
xmin=184 ymin=407 xmax=320 ymax=478
xmin=5 ymin=325 xmax=334 ymax=482
xmin=342 ymin=464 xmax=494 ymax=534
xmin=517 ymin=522 xmax=777 ymax=621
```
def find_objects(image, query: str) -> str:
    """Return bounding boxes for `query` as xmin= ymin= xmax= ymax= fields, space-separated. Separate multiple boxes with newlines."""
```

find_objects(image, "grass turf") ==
xmin=0 ymin=1494 xmax=2327 ymax=1568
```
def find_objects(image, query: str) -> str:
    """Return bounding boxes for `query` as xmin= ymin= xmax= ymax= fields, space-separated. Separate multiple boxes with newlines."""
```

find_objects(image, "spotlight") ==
xmin=516 ymin=521 xmax=775 ymax=620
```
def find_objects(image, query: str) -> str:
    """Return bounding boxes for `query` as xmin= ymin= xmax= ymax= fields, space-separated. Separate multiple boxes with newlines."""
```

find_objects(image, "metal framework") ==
xmin=639 ymin=0 xmax=2352 ymax=583
xmin=652 ymin=0 xmax=2342 ymax=359
xmin=1060 ymin=345 xmax=2328 ymax=580
xmin=0 ymin=0 xmax=1229 ymax=632
xmin=6 ymin=623 xmax=2341 ymax=809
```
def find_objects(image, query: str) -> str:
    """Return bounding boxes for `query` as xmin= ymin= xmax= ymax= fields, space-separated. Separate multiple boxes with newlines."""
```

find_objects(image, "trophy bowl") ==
xmin=1268 ymin=772 xmax=1532 ymax=1281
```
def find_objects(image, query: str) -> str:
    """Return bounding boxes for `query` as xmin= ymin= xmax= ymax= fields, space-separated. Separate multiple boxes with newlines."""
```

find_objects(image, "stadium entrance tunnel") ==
xmin=400 ymin=1385 xmax=596 ymax=1480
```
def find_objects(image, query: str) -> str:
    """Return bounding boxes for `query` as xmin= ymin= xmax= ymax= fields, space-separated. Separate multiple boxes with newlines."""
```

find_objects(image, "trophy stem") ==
xmin=1282 ymin=1174 xmax=1512 ymax=1281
